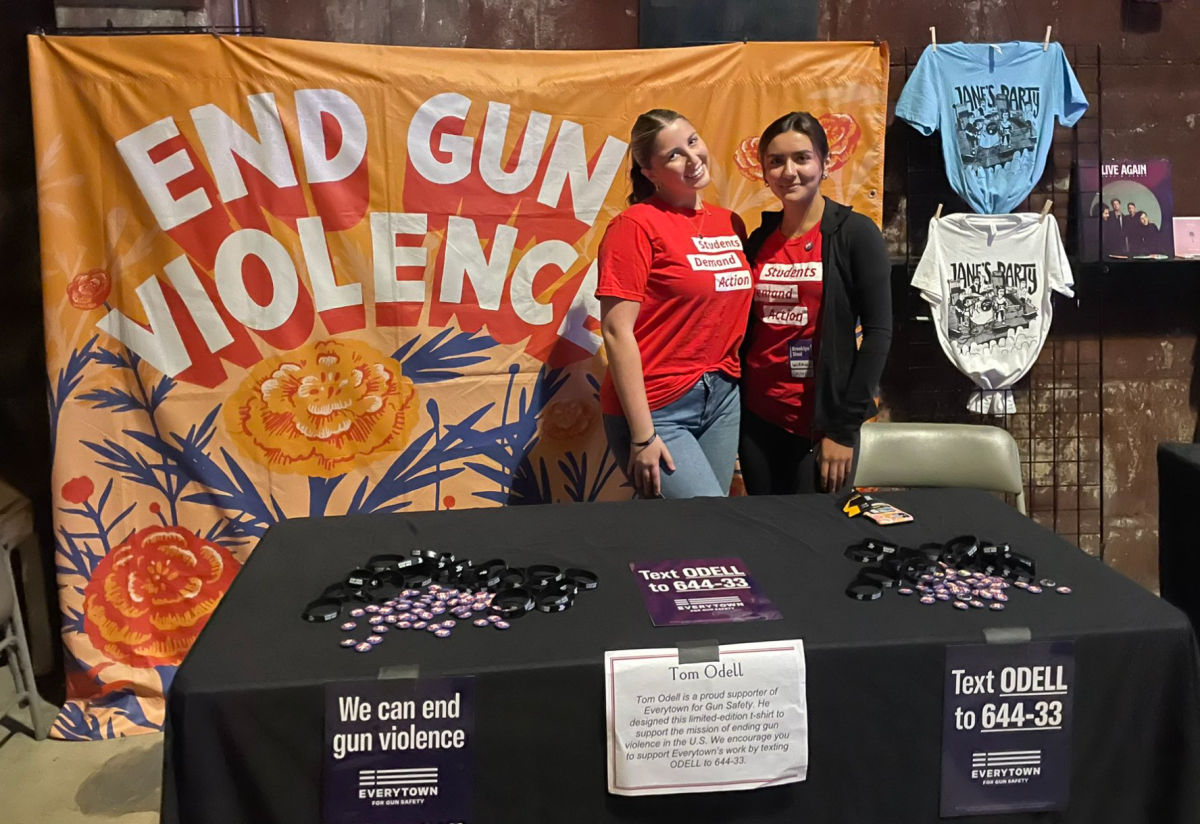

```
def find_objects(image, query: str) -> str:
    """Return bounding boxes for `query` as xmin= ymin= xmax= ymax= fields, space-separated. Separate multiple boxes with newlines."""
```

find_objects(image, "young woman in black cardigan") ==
xmin=740 ymin=112 xmax=892 ymax=494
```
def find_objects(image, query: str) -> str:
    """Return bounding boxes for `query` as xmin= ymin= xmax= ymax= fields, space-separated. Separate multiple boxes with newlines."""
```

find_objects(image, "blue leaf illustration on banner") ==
xmin=155 ymin=665 xmax=177 ymax=696
xmin=61 ymin=598 xmax=86 ymax=635
xmin=76 ymin=346 xmax=199 ymax=524
xmin=116 ymin=403 xmax=278 ymax=535
xmin=80 ymin=347 xmax=175 ymax=416
xmin=55 ymin=528 xmax=104 ymax=579
xmin=346 ymin=401 xmax=496 ymax=515
xmin=57 ymin=478 xmax=139 ymax=562
xmin=205 ymin=516 xmax=252 ymax=550
xmin=392 ymin=328 xmax=498 ymax=383
xmin=507 ymin=455 xmax=554 ymax=505
xmin=309 ymin=475 xmax=345 ymax=518
xmin=149 ymin=375 xmax=176 ymax=412
xmin=93 ymin=691 xmax=163 ymax=733
xmin=559 ymin=447 xmax=620 ymax=503
xmin=171 ymin=446 xmax=278 ymax=538
xmin=53 ymin=703 xmax=104 ymax=741
xmin=84 ymin=437 xmax=182 ymax=505
xmin=78 ymin=387 xmax=144 ymax=413
xmin=48 ymin=335 xmax=99 ymax=458
xmin=466 ymin=364 xmax=567 ymax=505
xmin=90 ymin=347 xmax=131 ymax=370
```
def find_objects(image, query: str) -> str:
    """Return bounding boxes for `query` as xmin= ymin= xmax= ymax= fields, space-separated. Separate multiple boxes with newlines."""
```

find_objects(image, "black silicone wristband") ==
xmin=857 ymin=567 xmax=899 ymax=588
xmin=536 ymin=596 xmax=574 ymax=613
xmin=489 ymin=588 xmax=535 ymax=618
xmin=345 ymin=568 xmax=379 ymax=589
xmin=526 ymin=565 xmax=564 ymax=588
xmin=494 ymin=568 xmax=526 ymax=590
xmin=845 ymin=581 xmax=883 ymax=601
xmin=564 ymin=568 xmax=599 ymax=590
xmin=301 ymin=597 xmax=343 ymax=622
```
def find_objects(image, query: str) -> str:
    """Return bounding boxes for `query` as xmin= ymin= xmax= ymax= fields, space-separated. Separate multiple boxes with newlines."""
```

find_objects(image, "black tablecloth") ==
xmin=163 ymin=489 xmax=1200 ymax=824
xmin=1159 ymin=443 xmax=1200 ymax=626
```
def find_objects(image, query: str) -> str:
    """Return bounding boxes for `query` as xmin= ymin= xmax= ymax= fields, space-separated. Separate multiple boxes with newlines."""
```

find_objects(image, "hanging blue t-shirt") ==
xmin=896 ymin=42 xmax=1089 ymax=214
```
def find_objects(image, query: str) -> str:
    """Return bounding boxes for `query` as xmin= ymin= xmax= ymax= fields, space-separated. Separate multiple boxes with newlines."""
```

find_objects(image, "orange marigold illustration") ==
xmin=734 ymin=136 xmax=763 ymax=181
xmin=817 ymin=113 xmax=862 ymax=174
xmin=67 ymin=268 xmax=111 ymax=310
xmin=226 ymin=338 xmax=419 ymax=477
xmin=541 ymin=399 xmax=597 ymax=441
xmin=83 ymin=526 xmax=240 ymax=667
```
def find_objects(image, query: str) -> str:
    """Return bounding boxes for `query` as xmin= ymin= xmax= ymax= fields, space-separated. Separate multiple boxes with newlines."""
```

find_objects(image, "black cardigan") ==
xmin=743 ymin=200 xmax=892 ymax=446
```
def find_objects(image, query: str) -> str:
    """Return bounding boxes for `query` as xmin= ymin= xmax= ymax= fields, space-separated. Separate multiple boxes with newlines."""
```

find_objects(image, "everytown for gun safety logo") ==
xmin=358 ymin=767 xmax=441 ymax=805
xmin=970 ymin=749 xmax=1043 ymax=786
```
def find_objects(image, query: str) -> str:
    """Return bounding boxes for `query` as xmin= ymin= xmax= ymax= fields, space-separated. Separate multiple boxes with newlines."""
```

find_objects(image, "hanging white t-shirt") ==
xmin=912 ymin=213 xmax=1074 ymax=413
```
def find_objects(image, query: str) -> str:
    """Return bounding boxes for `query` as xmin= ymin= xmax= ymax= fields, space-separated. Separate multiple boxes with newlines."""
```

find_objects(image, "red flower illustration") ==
xmin=817 ymin=113 xmax=862 ymax=174
xmin=734 ymin=136 xmax=764 ymax=181
xmin=83 ymin=525 xmax=241 ymax=667
xmin=62 ymin=476 xmax=95 ymax=504
xmin=67 ymin=268 xmax=111 ymax=310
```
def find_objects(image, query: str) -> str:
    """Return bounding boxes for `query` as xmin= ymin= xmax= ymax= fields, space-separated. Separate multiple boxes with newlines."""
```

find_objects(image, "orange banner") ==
xmin=30 ymin=34 xmax=887 ymax=738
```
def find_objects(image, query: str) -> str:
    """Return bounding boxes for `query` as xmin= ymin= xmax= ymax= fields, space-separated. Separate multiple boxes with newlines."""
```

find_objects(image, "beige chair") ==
xmin=0 ymin=482 xmax=49 ymax=740
xmin=853 ymin=422 xmax=1027 ymax=515
xmin=1 ymin=541 xmax=48 ymax=739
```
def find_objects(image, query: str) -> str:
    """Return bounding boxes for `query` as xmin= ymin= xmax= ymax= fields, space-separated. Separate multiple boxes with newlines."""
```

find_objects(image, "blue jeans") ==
xmin=604 ymin=372 xmax=741 ymax=499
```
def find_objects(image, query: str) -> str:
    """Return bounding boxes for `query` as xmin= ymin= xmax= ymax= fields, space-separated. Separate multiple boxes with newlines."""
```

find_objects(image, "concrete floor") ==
xmin=0 ymin=672 xmax=162 ymax=824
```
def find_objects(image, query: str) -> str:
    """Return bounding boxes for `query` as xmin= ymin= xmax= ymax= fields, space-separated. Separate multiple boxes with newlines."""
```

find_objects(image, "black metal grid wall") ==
xmin=888 ymin=45 xmax=1105 ymax=556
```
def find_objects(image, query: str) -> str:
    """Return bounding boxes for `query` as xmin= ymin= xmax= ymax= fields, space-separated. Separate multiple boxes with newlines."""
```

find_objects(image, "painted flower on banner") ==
xmin=226 ymin=338 xmax=419 ymax=477
xmin=62 ymin=476 xmax=95 ymax=504
xmin=83 ymin=526 xmax=240 ymax=668
xmin=818 ymin=113 xmax=862 ymax=174
xmin=734 ymin=136 xmax=763 ymax=182
xmin=66 ymin=268 xmax=111 ymax=310
xmin=541 ymin=399 xmax=598 ymax=441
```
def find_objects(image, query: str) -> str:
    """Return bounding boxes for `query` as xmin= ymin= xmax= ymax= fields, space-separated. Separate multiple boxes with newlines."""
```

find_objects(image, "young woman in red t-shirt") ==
xmin=740 ymin=112 xmax=892 ymax=494
xmin=596 ymin=109 xmax=753 ymax=499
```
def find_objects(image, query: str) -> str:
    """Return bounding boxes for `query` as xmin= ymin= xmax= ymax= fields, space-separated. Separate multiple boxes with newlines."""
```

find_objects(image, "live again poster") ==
xmin=1081 ymin=160 xmax=1174 ymax=260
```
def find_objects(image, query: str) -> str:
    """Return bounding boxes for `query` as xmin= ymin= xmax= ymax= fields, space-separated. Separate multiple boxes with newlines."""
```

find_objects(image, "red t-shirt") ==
xmin=742 ymin=224 xmax=824 ymax=435
xmin=596 ymin=198 xmax=752 ymax=416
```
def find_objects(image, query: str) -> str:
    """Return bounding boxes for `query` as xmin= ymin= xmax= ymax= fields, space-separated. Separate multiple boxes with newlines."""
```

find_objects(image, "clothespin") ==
xmin=1043 ymin=26 xmax=1052 ymax=51
xmin=209 ymin=25 xmax=221 ymax=38
xmin=1040 ymin=200 xmax=1053 ymax=222
xmin=930 ymin=27 xmax=937 ymax=52
xmin=934 ymin=203 xmax=944 ymax=220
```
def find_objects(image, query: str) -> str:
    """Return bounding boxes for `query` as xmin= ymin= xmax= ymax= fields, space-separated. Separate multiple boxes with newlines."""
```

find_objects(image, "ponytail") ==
xmin=628 ymin=157 xmax=658 ymax=205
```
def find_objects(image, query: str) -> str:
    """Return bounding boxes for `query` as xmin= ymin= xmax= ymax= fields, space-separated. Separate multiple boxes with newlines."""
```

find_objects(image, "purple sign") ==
xmin=941 ymin=642 xmax=1074 ymax=817
xmin=629 ymin=557 xmax=781 ymax=626
xmin=324 ymin=677 xmax=474 ymax=824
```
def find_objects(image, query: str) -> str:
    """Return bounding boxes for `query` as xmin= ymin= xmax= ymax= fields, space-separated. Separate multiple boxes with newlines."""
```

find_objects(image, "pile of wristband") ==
xmin=301 ymin=550 xmax=598 ymax=652
xmin=844 ymin=536 xmax=1072 ymax=610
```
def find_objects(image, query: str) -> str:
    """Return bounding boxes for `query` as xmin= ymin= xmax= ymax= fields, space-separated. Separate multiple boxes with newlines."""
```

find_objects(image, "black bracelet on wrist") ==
xmin=631 ymin=430 xmax=658 ymax=449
